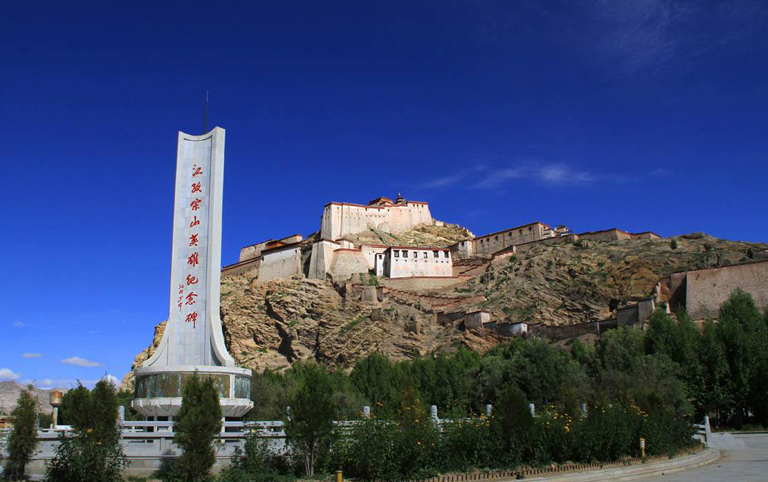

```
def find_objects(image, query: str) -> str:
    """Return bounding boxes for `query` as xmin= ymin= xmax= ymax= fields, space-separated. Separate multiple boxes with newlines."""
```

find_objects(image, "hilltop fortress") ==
xmin=222 ymin=194 xmax=661 ymax=284
xmin=321 ymin=194 xmax=434 ymax=240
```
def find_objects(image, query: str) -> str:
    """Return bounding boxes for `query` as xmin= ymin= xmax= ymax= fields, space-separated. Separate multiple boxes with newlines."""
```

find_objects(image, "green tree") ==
xmin=246 ymin=369 xmax=289 ymax=421
xmin=698 ymin=319 xmax=731 ymax=421
xmin=4 ymin=386 xmax=39 ymax=480
xmin=645 ymin=309 xmax=704 ymax=412
xmin=716 ymin=289 xmax=768 ymax=425
xmin=508 ymin=338 xmax=587 ymax=406
xmin=284 ymin=363 xmax=337 ymax=477
xmin=58 ymin=384 xmax=91 ymax=427
xmin=174 ymin=373 xmax=223 ymax=482
xmin=45 ymin=379 xmax=127 ymax=482
xmin=350 ymin=353 xmax=400 ymax=412
xmin=489 ymin=386 xmax=534 ymax=465
xmin=645 ymin=308 xmax=677 ymax=356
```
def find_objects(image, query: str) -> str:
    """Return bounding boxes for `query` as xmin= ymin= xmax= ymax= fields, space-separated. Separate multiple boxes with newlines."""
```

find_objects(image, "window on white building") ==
xmin=423 ymin=252 xmax=428 ymax=259
xmin=444 ymin=251 xmax=450 ymax=258
xmin=402 ymin=250 xmax=408 ymax=258
xmin=433 ymin=250 xmax=439 ymax=258
xmin=394 ymin=250 xmax=399 ymax=258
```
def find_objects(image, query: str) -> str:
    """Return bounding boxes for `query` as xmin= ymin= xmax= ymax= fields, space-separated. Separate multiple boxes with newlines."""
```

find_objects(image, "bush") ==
xmin=218 ymin=428 xmax=294 ymax=482
xmin=572 ymin=404 xmax=641 ymax=462
xmin=46 ymin=436 xmax=127 ymax=482
xmin=489 ymin=386 xmax=534 ymax=466
xmin=438 ymin=417 xmax=496 ymax=471
xmin=533 ymin=407 xmax=575 ymax=464
xmin=45 ymin=379 xmax=127 ymax=482
xmin=4 ymin=385 xmax=39 ymax=480
xmin=339 ymin=385 xmax=440 ymax=481
xmin=173 ymin=373 xmax=223 ymax=482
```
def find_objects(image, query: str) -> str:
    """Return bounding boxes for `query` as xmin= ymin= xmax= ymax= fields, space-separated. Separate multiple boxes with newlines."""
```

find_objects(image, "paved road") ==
xmin=643 ymin=433 xmax=768 ymax=482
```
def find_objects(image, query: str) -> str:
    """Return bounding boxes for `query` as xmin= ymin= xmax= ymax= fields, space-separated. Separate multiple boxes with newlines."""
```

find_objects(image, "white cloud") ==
xmin=22 ymin=353 xmax=43 ymax=358
xmin=419 ymin=174 xmax=464 ymax=190
xmin=13 ymin=321 xmax=26 ymax=327
xmin=418 ymin=165 xmax=488 ymax=191
xmin=473 ymin=163 xmax=605 ymax=189
xmin=102 ymin=374 xmax=120 ymax=387
xmin=584 ymin=0 xmax=768 ymax=74
xmin=61 ymin=356 xmax=103 ymax=368
xmin=473 ymin=167 xmax=525 ymax=189
xmin=0 ymin=368 xmax=21 ymax=381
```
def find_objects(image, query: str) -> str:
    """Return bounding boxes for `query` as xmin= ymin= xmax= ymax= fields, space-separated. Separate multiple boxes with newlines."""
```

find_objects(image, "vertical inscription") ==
xmin=171 ymin=137 xmax=212 ymax=365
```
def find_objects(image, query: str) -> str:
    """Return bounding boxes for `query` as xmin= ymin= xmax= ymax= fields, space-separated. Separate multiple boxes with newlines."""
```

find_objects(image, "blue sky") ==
xmin=2 ymin=1 xmax=767 ymax=389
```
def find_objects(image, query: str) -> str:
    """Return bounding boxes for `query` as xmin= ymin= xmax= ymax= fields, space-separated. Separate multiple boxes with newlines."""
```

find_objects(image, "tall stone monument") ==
xmin=132 ymin=127 xmax=253 ymax=418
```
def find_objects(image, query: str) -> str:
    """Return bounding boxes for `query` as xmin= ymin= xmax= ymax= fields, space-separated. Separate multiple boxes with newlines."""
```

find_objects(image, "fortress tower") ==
xmin=132 ymin=128 xmax=253 ymax=418
xmin=319 ymin=195 xmax=434 ymax=240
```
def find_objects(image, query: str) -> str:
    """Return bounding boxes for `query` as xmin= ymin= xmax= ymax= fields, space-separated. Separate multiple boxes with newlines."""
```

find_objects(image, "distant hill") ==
xmin=0 ymin=381 xmax=67 ymax=415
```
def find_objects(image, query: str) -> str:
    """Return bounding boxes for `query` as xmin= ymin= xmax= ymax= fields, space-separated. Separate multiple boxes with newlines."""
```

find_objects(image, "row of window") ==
xmin=478 ymin=227 xmax=536 ymax=244
xmin=392 ymin=250 xmax=450 ymax=259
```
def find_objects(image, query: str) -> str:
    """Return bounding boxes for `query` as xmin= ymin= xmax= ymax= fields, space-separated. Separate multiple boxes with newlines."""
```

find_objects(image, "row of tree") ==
xmin=3 ymin=289 xmax=766 ymax=481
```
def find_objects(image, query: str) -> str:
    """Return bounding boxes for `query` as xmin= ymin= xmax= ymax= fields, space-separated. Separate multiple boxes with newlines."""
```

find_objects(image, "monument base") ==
xmin=132 ymin=365 xmax=253 ymax=418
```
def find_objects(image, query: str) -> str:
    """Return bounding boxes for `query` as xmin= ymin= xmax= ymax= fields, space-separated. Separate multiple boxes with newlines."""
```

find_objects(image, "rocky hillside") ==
xmin=343 ymin=223 xmax=472 ymax=247
xmin=122 ymin=232 xmax=767 ymax=388
xmin=0 ymin=381 xmax=65 ymax=415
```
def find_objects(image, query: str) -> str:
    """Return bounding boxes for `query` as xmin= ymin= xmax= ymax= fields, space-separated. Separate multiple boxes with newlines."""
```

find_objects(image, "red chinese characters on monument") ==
xmin=183 ymin=165 xmax=204 ymax=328
xmin=185 ymin=311 xmax=198 ymax=329
xmin=187 ymin=252 xmax=199 ymax=267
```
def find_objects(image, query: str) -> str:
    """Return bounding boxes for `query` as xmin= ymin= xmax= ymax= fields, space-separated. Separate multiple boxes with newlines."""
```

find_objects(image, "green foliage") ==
xmin=173 ymin=373 xmax=223 ymax=482
xmin=351 ymin=353 xmax=400 ymax=412
xmin=670 ymin=239 xmax=678 ymax=250
xmin=341 ymin=316 xmax=365 ymax=333
xmin=716 ymin=289 xmax=768 ymax=426
xmin=490 ymin=386 xmax=534 ymax=465
xmin=438 ymin=417 xmax=496 ymax=471
xmin=284 ymin=362 xmax=337 ymax=477
xmin=339 ymin=386 xmax=440 ymax=481
xmin=58 ymin=384 xmax=91 ymax=427
xmin=236 ymin=289 xmax=768 ymax=477
xmin=4 ymin=385 xmax=39 ymax=480
xmin=45 ymin=379 xmax=127 ymax=482
xmin=218 ymin=429 xmax=294 ymax=482
xmin=247 ymin=369 xmax=289 ymax=421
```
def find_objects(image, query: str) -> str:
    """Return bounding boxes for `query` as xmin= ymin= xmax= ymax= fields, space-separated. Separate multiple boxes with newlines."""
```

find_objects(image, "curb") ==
xmin=511 ymin=448 xmax=720 ymax=482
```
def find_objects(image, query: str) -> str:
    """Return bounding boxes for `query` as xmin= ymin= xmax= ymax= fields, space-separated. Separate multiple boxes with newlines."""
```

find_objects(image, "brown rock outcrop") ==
xmin=123 ymin=233 xmax=768 ymax=386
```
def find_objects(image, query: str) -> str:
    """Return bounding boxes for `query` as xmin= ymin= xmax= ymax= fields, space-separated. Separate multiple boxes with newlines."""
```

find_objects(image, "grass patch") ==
xmin=341 ymin=316 xmax=366 ymax=333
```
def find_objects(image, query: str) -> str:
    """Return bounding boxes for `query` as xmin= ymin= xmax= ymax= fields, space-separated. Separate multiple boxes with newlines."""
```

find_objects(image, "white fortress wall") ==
xmin=308 ymin=240 xmax=338 ymax=279
xmin=258 ymin=245 xmax=303 ymax=282
xmin=329 ymin=249 xmax=371 ymax=280
xmin=473 ymin=222 xmax=552 ymax=256
xmin=320 ymin=201 xmax=434 ymax=240
xmin=388 ymin=202 xmax=433 ymax=233
xmin=384 ymin=247 xmax=452 ymax=278
xmin=360 ymin=244 xmax=389 ymax=270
